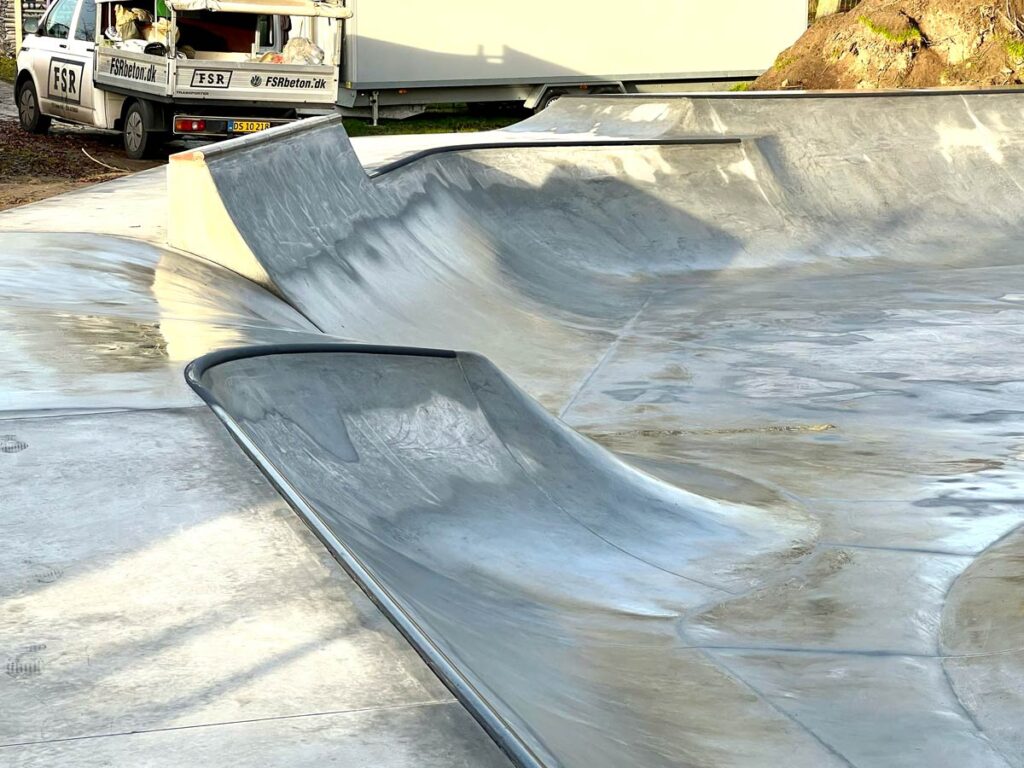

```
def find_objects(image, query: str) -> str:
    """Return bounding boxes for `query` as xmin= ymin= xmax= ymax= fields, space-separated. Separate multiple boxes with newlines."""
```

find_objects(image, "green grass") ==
xmin=0 ymin=57 xmax=16 ymax=84
xmin=729 ymin=81 xmax=753 ymax=91
xmin=1005 ymin=37 xmax=1024 ymax=62
xmin=773 ymin=54 xmax=799 ymax=71
xmin=859 ymin=15 xmax=922 ymax=44
xmin=342 ymin=109 xmax=519 ymax=138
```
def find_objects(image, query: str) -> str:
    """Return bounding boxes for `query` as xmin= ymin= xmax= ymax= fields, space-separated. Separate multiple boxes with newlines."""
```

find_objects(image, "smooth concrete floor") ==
xmin=3 ymin=92 xmax=1024 ymax=767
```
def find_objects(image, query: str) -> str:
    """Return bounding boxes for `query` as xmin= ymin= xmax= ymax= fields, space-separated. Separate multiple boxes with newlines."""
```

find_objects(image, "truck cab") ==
xmin=16 ymin=0 xmax=349 ymax=158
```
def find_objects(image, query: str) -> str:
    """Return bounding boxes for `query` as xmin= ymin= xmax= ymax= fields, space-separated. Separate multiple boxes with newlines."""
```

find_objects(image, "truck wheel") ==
xmin=17 ymin=79 xmax=51 ymax=134
xmin=123 ymin=101 xmax=164 ymax=160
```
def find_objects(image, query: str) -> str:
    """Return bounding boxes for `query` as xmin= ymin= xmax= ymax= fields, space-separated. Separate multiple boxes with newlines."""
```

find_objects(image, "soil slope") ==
xmin=754 ymin=0 xmax=1024 ymax=89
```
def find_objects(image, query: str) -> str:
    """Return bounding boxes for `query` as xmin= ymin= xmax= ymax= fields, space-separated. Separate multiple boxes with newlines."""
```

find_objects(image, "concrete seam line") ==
xmin=0 ymin=699 xmax=457 ymax=749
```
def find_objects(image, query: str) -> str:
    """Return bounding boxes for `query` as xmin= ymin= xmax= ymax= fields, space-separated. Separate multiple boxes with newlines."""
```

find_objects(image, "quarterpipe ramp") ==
xmin=188 ymin=345 xmax=818 ymax=768
xmin=170 ymin=93 xmax=1024 ymax=767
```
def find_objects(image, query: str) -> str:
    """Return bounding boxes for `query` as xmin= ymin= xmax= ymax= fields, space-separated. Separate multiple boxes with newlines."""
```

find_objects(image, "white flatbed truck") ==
xmin=15 ymin=0 xmax=349 ymax=157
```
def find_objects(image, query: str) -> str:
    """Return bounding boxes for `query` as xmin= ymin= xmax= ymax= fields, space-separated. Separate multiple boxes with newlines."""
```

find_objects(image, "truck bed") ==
xmin=96 ymin=46 xmax=337 ymax=104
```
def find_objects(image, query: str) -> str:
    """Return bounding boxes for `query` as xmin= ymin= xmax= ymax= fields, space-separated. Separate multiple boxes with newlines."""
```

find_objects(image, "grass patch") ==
xmin=774 ymin=54 xmax=799 ymax=71
xmin=729 ymin=81 xmax=753 ymax=91
xmin=0 ymin=57 xmax=16 ymax=83
xmin=858 ymin=14 xmax=922 ymax=44
xmin=342 ymin=107 xmax=519 ymax=138
xmin=1005 ymin=37 xmax=1024 ymax=62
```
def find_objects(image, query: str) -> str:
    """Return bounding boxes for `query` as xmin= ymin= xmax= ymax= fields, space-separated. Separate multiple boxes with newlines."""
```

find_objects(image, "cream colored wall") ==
xmin=346 ymin=0 xmax=807 ymax=86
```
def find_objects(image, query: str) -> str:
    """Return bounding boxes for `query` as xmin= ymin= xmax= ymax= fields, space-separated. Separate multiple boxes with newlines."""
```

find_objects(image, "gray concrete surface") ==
xmin=2 ymin=91 xmax=1024 ymax=767
xmin=0 ymin=232 xmax=513 ymax=767
xmin=0 ymin=170 xmax=168 ymax=243
xmin=190 ymin=92 xmax=1024 ymax=767
xmin=1 ymin=80 xmax=17 ymax=119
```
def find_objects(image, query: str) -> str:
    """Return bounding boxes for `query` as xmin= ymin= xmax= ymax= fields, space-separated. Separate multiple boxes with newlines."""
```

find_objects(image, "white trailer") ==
xmin=16 ymin=0 xmax=349 ymax=157
xmin=328 ymin=0 xmax=808 ymax=117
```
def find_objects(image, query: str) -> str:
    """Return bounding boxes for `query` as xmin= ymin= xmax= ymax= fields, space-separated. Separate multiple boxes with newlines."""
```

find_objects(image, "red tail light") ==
xmin=175 ymin=118 xmax=206 ymax=132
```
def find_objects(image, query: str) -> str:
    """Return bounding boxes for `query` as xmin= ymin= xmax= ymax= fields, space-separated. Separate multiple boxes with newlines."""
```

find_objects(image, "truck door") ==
xmin=62 ymin=0 xmax=97 ymax=121
xmin=32 ymin=0 xmax=87 ymax=119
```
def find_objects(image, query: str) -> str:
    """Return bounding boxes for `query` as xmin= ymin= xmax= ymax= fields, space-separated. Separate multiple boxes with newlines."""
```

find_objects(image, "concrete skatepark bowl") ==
xmin=2 ymin=91 xmax=1023 ymax=767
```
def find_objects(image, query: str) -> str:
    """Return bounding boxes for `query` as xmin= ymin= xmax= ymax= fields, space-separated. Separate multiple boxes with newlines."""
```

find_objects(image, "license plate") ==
xmin=229 ymin=120 xmax=271 ymax=134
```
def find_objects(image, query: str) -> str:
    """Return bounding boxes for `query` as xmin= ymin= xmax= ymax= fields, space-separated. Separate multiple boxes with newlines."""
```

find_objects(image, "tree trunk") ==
xmin=815 ymin=0 xmax=842 ymax=19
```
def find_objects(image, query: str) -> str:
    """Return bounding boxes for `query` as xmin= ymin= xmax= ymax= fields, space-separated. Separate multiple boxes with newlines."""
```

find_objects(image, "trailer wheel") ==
xmin=17 ymin=78 xmax=50 ymax=134
xmin=123 ymin=101 xmax=164 ymax=160
xmin=534 ymin=89 xmax=567 ymax=113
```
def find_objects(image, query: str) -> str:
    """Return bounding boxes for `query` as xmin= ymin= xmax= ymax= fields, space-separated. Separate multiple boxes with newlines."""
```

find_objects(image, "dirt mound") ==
xmin=753 ymin=0 xmax=1024 ymax=89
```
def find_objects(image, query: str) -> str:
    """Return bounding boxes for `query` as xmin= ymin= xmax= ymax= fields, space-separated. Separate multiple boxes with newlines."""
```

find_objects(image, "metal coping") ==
xmin=577 ymin=85 xmax=1024 ymax=99
xmin=171 ymin=86 xmax=1024 ymax=166
xmin=185 ymin=343 xmax=546 ymax=768
xmin=177 ymin=113 xmax=741 ymax=178
xmin=368 ymin=136 xmax=742 ymax=177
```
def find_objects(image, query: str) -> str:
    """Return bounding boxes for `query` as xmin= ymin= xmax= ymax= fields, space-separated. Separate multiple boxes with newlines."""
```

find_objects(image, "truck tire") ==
xmin=17 ymin=78 xmax=51 ymax=134
xmin=123 ymin=101 xmax=164 ymax=160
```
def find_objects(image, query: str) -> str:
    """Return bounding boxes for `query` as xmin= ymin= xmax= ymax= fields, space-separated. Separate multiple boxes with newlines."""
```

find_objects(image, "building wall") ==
xmin=2 ymin=0 xmax=46 ymax=56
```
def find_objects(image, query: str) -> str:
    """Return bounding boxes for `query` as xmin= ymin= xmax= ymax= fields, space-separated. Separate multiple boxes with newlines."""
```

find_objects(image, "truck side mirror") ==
xmin=23 ymin=15 xmax=42 ymax=35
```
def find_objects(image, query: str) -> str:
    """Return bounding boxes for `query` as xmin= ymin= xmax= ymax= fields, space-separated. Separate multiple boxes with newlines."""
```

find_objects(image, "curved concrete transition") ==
xmin=2 ymin=91 xmax=1023 ymax=767
xmin=163 ymin=91 xmax=1024 ymax=768
xmin=189 ymin=345 xmax=820 ymax=768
